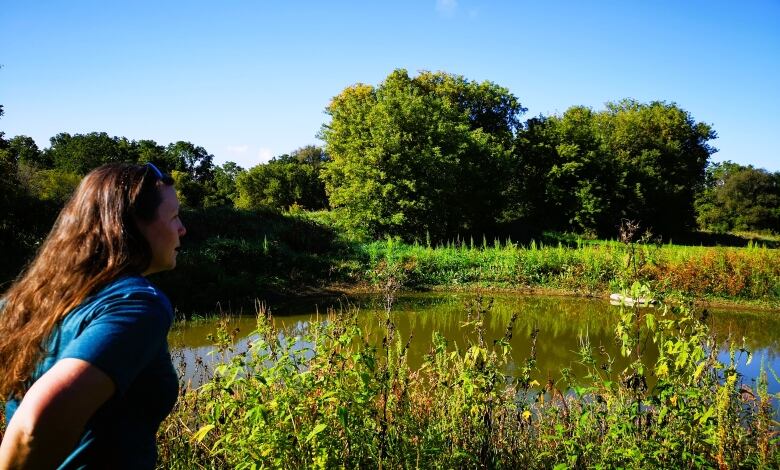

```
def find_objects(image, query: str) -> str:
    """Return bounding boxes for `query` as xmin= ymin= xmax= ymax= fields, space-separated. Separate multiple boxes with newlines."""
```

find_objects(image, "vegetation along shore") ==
xmin=3 ymin=69 xmax=780 ymax=312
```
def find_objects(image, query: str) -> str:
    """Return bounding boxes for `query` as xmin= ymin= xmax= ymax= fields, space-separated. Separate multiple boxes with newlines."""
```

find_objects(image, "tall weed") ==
xmin=158 ymin=296 xmax=779 ymax=468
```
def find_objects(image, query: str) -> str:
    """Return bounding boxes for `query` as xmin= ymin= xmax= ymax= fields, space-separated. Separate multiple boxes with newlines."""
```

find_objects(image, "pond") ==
xmin=170 ymin=292 xmax=780 ymax=396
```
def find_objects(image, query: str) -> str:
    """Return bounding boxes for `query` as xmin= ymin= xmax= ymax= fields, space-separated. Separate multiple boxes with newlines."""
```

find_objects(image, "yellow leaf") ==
xmin=192 ymin=424 xmax=215 ymax=443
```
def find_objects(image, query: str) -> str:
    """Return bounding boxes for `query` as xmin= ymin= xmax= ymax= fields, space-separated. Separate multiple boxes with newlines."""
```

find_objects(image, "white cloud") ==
xmin=226 ymin=144 xmax=249 ymax=154
xmin=258 ymin=147 xmax=273 ymax=162
xmin=436 ymin=0 xmax=457 ymax=16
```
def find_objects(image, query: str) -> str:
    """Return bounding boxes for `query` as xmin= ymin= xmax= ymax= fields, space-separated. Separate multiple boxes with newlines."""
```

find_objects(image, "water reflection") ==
xmin=169 ymin=293 xmax=780 ymax=395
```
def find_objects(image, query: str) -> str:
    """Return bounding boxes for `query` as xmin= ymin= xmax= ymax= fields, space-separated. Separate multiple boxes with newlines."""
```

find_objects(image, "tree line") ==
xmin=0 ymin=125 xmax=328 ymax=212
xmin=2 ymin=68 xmax=779 ymax=256
xmin=319 ymin=69 xmax=778 ymax=240
xmin=0 ymin=107 xmax=333 ymax=279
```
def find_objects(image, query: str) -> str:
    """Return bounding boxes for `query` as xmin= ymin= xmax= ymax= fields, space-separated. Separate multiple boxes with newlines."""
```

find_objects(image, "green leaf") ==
xmin=645 ymin=313 xmax=655 ymax=331
xmin=337 ymin=407 xmax=349 ymax=427
xmin=306 ymin=423 xmax=328 ymax=442
xmin=579 ymin=410 xmax=591 ymax=427
xmin=698 ymin=406 xmax=715 ymax=424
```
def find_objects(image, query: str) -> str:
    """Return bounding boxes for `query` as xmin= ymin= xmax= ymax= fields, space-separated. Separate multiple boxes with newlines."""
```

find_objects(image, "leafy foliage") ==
xmin=2 ymin=135 xmax=47 ymax=167
xmin=23 ymin=168 xmax=82 ymax=203
xmin=235 ymin=147 xmax=328 ymax=212
xmin=696 ymin=161 xmax=780 ymax=233
xmin=204 ymin=162 xmax=244 ymax=208
xmin=165 ymin=141 xmax=215 ymax=184
xmin=46 ymin=132 xmax=138 ymax=173
xmin=30 ymin=133 xmax=219 ymax=208
xmin=157 ymin=290 xmax=779 ymax=468
xmin=320 ymin=69 xmax=525 ymax=241
xmin=509 ymin=100 xmax=716 ymax=236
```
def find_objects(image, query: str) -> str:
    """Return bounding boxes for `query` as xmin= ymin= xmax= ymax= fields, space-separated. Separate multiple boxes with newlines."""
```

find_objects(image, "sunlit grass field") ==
xmin=347 ymin=237 xmax=780 ymax=306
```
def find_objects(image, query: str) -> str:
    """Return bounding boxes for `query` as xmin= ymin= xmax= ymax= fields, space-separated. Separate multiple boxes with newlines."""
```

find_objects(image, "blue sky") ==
xmin=2 ymin=0 xmax=778 ymax=171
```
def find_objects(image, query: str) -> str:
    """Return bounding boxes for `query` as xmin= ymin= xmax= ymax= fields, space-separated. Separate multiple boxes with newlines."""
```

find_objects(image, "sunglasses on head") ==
xmin=145 ymin=162 xmax=167 ymax=180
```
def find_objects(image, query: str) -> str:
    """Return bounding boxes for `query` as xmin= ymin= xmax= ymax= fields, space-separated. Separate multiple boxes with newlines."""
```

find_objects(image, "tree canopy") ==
xmin=236 ymin=146 xmax=328 ymax=211
xmin=46 ymin=132 xmax=137 ymax=174
xmin=320 ymin=69 xmax=525 ymax=240
xmin=696 ymin=162 xmax=780 ymax=233
xmin=2 ymin=67 xmax=774 ymax=249
xmin=508 ymin=100 xmax=716 ymax=236
xmin=321 ymin=71 xmax=716 ymax=240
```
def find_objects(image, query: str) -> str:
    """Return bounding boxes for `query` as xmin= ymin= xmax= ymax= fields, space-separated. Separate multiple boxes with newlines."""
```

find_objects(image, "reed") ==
xmin=350 ymin=237 xmax=780 ymax=305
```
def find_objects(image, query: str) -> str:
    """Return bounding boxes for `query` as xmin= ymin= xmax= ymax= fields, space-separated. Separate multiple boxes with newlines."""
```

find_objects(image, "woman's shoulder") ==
xmin=102 ymin=275 xmax=165 ymax=297
xmin=86 ymin=275 xmax=174 ymax=321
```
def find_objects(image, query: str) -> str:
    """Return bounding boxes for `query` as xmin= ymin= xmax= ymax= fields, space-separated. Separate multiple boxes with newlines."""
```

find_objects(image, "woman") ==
xmin=0 ymin=162 xmax=186 ymax=469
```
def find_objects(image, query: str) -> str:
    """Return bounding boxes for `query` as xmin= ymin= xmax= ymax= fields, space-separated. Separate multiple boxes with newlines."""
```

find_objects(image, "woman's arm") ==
xmin=0 ymin=358 xmax=115 ymax=469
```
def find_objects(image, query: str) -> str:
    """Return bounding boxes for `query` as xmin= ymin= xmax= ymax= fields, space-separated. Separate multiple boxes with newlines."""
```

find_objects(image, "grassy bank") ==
xmin=350 ymin=238 xmax=780 ymax=308
xmin=152 ymin=208 xmax=780 ymax=313
xmin=149 ymin=207 xmax=345 ymax=312
xmin=157 ymin=293 xmax=779 ymax=468
xmin=5 ymin=207 xmax=778 ymax=312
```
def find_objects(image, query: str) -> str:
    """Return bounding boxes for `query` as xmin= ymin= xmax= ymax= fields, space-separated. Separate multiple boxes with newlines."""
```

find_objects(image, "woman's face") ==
xmin=138 ymin=185 xmax=186 ymax=276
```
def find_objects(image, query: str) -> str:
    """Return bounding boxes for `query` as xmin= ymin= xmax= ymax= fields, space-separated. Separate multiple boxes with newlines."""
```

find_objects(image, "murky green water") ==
xmin=170 ymin=293 xmax=780 ymax=394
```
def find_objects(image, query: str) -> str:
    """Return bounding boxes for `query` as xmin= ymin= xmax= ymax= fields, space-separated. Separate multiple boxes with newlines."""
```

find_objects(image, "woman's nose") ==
xmin=179 ymin=223 xmax=187 ymax=237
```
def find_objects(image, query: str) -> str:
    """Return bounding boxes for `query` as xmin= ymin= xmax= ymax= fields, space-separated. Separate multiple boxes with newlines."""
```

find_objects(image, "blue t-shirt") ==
xmin=4 ymin=275 xmax=179 ymax=469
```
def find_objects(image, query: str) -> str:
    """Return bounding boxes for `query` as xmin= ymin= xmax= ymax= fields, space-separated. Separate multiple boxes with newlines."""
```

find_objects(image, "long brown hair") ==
xmin=0 ymin=163 xmax=174 ymax=398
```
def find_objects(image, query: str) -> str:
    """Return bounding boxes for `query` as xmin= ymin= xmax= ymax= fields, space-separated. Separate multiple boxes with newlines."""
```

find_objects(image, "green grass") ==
xmin=149 ymin=207 xmax=346 ymax=312
xmin=347 ymin=237 xmax=780 ymax=307
xmin=159 ymin=210 xmax=780 ymax=311
xmin=5 ymin=206 xmax=778 ymax=312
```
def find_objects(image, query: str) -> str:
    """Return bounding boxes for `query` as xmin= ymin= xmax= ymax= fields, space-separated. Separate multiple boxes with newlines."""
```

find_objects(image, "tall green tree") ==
xmin=135 ymin=139 xmax=171 ymax=169
xmin=45 ymin=132 xmax=137 ymax=174
xmin=204 ymin=161 xmax=245 ymax=208
xmin=2 ymin=135 xmax=46 ymax=167
xmin=165 ymin=141 xmax=214 ymax=183
xmin=518 ymin=107 xmax=620 ymax=234
xmin=508 ymin=100 xmax=716 ymax=236
xmin=599 ymin=99 xmax=716 ymax=235
xmin=164 ymin=141 xmax=216 ymax=207
xmin=696 ymin=162 xmax=780 ymax=232
xmin=502 ymin=116 xmax=559 ymax=232
xmin=279 ymin=145 xmax=329 ymax=167
xmin=320 ymin=69 xmax=524 ymax=240
xmin=235 ymin=155 xmax=327 ymax=211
